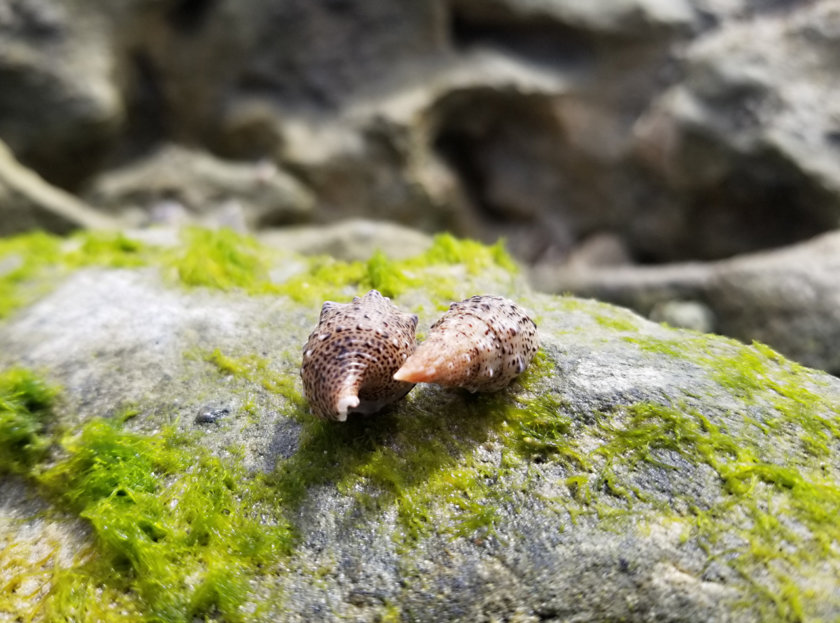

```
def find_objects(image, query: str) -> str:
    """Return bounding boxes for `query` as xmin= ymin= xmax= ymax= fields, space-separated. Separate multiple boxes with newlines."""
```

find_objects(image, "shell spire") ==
xmin=301 ymin=290 xmax=418 ymax=421
xmin=394 ymin=295 xmax=538 ymax=392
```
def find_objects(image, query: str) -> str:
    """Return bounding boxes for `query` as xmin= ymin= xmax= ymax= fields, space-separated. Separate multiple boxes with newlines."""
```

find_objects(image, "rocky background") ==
xmin=1 ymin=0 xmax=840 ymax=372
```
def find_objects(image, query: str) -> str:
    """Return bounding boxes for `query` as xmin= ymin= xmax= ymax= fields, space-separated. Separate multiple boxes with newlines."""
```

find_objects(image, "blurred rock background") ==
xmin=1 ymin=0 xmax=839 ymax=372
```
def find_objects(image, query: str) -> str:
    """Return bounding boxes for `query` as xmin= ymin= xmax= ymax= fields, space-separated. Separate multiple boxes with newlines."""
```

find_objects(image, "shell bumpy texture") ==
xmin=394 ymin=295 xmax=539 ymax=393
xmin=301 ymin=290 xmax=418 ymax=421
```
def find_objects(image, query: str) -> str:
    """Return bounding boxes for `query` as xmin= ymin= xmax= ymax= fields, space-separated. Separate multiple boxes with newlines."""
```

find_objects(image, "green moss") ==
xmin=275 ymin=232 xmax=518 ymax=306
xmin=705 ymin=342 xmax=840 ymax=463
xmin=405 ymin=233 xmax=518 ymax=275
xmin=256 ymin=334 xmax=835 ymax=619
xmin=592 ymin=311 xmax=640 ymax=332
xmin=595 ymin=401 xmax=840 ymax=620
xmin=35 ymin=418 xmax=292 ymax=622
xmin=362 ymin=249 xmax=416 ymax=299
xmin=380 ymin=603 xmax=402 ymax=623
xmin=205 ymin=348 xmax=305 ymax=410
xmin=268 ymin=349 xmax=563 ymax=542
xmin=267 ymin=361 xmax=546 ymax=541
xmin=167 ymin=227 xmax=276 ymax=293
xmin=1 ymin=228 xmax=520 ymax=320
xmin=260 ymin=346 xmax=611 ymax=546
xmin=623 ymin=332 xmax=840 ymax=454
xmin=444 ymin=362 xmax=839 ymax=620
xmin=65 ymin=231 xmax=148 ymax=269
xmin=0 ymin=231 xmax=62 ymax=318
xmin=622 ymin=334 xmax=702 ymax=358
xmin=0 ymin=368 xmax=293 ymax=622
xmin=268 ymin=401 xmax=508 ymax=542
xmin=40 ymin=561 xmax=145 ymax=622
xmin=0 ymin=368 xmax=59 ymax=474
xmin=0 ymin=230 xmax=153 ymax=319
xmin=276 ymin=255 xmax=365 ymax=304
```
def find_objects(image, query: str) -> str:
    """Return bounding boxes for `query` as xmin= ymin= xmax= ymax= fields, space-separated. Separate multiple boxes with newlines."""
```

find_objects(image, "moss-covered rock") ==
xmin=1 ymin=227 xmax=839 ymax=622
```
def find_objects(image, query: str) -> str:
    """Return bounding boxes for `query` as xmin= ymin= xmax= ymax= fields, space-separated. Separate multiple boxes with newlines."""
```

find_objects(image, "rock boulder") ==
xmin=1 ymin=228 xmax=838 ymax=621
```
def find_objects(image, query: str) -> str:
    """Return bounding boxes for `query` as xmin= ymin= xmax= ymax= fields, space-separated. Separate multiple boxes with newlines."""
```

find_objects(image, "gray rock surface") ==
xmin=0 ymin=140 xmax=117 ymax=235
xmin=1 ymin=229 xmax=839 ymax=621
xmin=632 ymin=0 xmax=840 ymax=260
xmin=259 ymin=219 xmax=434 ymax=262
xmin=83 ymin=144 xmax=314 ymax=229
xmin=533 ymin=230 xmax=840 ymax=375
xmin=649 ymin=299 xmax=715 ymax=333
xmin=0 ymin=0 xmax=122 ymax=188
xmin=3 ymin=0 xmax=839 ymax=266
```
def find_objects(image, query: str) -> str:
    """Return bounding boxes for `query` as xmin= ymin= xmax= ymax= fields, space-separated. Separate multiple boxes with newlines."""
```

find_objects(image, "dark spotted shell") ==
xmin=301 ymin=290 xmax=418 ymax=421
xmin=393 ymin=295 xmax=538 ymax=392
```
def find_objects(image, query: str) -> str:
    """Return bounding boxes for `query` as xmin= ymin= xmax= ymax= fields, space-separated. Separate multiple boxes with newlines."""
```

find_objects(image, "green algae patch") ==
xmin=595 ymin=401 xmax=840 ymax=621
xmin=404 ymin=233 xmax=517 ymax=275
xmin=35 ymin=418 xmax=292 ymax=622
xmin=205 ymin=348 xmax=305 ymax=411
xmin=0 ymin=367 xmax=294 ymax=622
xmin=64 ymin=231 xmax=149 ymax=269
xmin=275 ymin=232 xmax=519 ymax=305
xmin=622 ymin=333 xmax=706 ymax=359
xmin=531 ymin=337 xmax=840 ymax=619
xmin=276 ymin=255 xmax=365 ymax=304
xmin=0 ymin=232 xmax=62 ymax=318
xmin=260 ymin=334 xmax=837 ymax=619
xmin=266 ymin=348 xmax=600 ymax=544
xmin=362 ymin=249 xmax=416 ymax=299
xmin=592 ymin=310 xmax=641 ymax=333
xmin=167 ymin=227 xmax=276 ymax=293
xmin=169 ymin=228 xmax=518 ymax=305
xmin=711 ymin=342 xmax=840 ymax=461
xmin=161 ymin=228 xmax=518 ymax=306
xmin=1 ymin=227 xmax=520 ymax=319
xmin=268 ymin=397 xmax=509 ymax=542
xmin=0 ymin=230 xmax=152 ymax=319
xmin=0 ymin=368 xmax=59 ymax=474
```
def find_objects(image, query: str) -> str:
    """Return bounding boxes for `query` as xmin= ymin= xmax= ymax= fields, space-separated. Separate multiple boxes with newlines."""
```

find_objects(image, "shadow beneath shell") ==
xmin=265 ymin=382 xmax=520 ymax=540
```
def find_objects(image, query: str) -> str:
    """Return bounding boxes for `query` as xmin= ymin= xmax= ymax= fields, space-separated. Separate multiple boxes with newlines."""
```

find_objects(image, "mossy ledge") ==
xmin=2 ymin=227 xmax=840 ymax=621
xmin=0 ymin=227 xmax=519 ymax=320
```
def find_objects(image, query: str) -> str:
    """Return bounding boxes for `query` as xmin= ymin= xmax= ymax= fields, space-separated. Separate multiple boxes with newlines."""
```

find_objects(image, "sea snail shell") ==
xmin=393 ymin=295 xmax=539 ymax=392
xmin=301 ymin=290 xmax=418 ymax=421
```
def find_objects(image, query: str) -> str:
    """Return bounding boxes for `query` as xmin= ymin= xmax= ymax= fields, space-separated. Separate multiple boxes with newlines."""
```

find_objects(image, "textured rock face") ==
xmin=0 ymin=0 xmax=122 ymax=188
xmin=1 ymin=0 xmax=837 ymax=262
xmin=533 ymin=230 xmax=840 ymax=375
xmin=257 ymin=219 xmax=434 ymax=262
xmin=0 ymin=140 xmax=116 ymax=235
xmin=1 ymin=229 xmax=839 ymax=621
xmin=83 ymin=144 xmax=314 ymax=229
xmin=632 ymin=0 xmax=840 ymax=261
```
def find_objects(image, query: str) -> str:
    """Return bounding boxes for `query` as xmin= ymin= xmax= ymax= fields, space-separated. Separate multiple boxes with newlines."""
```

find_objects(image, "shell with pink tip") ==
xmin=393 ymin=295 xmax=539 ymax=392
xmin=301 ymin=290 xmax=418 ymax=421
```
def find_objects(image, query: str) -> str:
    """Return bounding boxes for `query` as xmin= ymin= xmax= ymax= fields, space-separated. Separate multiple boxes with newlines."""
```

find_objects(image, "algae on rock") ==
xmin=1 ymin=227 xmax=839 ymax=622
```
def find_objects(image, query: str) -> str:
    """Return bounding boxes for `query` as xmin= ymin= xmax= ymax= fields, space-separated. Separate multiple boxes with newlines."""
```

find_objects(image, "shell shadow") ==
xmin=266 ymin=383 xmax=515 ymax=539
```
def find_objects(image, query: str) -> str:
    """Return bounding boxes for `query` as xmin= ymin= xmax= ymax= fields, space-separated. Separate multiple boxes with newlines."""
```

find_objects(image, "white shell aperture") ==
xmin=301 ymin=290 xmax=418 ymax=421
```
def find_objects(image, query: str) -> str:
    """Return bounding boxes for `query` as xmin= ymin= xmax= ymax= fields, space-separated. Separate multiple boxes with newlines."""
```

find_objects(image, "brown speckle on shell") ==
xmin=301 ymin=290 xmax=418 ymax=421
xmin=393 ymin=295 xmax=539 ymax=392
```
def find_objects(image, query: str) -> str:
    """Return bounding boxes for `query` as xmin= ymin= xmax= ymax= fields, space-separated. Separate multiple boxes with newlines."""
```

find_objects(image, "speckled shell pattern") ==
xmin=301 ymin=290 xmax=418 ymax=421
xmin=393 ymin=295 xmax=539 ymax=392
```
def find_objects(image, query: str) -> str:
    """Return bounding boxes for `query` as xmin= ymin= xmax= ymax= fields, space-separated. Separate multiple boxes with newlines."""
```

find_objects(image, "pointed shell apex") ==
xmin=394 ymin=295 xmax=538 ymax=392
